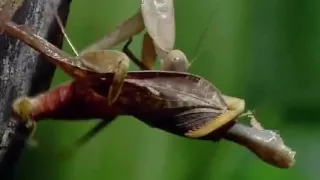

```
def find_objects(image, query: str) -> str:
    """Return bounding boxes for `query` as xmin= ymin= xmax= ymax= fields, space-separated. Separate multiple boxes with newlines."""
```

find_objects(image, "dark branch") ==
xmin=0 ymin=0 xmax=71 ymax=178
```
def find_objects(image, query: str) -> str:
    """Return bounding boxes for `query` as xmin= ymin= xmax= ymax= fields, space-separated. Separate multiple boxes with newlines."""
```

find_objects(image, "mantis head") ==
xmin=160 ymin=49 xmax=190 ymax=72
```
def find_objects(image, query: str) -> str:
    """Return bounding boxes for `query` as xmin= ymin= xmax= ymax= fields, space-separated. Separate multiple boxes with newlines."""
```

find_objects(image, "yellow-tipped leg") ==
xmin=107 ymin=65 xmax=127 ymax=105
xmin=185 ymin=95 xmax=245 ymax=138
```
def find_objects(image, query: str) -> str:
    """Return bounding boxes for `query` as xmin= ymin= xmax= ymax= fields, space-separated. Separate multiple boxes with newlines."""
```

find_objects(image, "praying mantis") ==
xmin=80 ymin=0 xmax=190 ymax=72
xmin=48 ymin=0 xmax=192 ymax=106
xmin=0 ymin=0 xmax=296 ymax=169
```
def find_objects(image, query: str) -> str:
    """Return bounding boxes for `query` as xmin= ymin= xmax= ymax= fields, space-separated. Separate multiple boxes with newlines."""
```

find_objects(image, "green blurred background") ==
xmin=15 ymin=0 xmax=320 ymax=179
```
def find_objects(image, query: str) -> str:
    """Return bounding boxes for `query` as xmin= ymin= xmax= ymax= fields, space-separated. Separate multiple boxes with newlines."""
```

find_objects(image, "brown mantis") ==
xmin=54 ymin=10 xmax=245 ymax=139
xmin=56 ymin=2 xmax=296 ymax=167
xmin=50 ymin=0 xmax=192 ymax=106
xmin=4 ymin=17 xmax=243 ymax=140
xmin=0 ymin=2 xmax=296 ymax=169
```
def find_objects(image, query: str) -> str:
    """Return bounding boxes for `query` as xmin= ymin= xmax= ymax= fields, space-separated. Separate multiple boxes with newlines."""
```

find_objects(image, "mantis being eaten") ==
xmin=0 ymin=2 xmax=296 ymax=169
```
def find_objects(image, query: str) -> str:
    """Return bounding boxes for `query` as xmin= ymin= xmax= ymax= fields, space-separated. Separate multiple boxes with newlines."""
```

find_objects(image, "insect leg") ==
xmin=185 ymin=95 xmax=245 ymax=138
xmin=81 ymin=11 xmax=145 ymax=54
xmin=239 ymin=110 xmax=264 ymax=130
xmin=57 ymin=117 xmax=117 ymax=160
xmin=78 ymin=49 xmax=130 ymax=105
xmin=122 ymin=37 xmax=149 ymax=70
xmin=141 ymin=32 xmax=157 ymax=69
xmin=107 ymin=60 xmax=128 ymax=105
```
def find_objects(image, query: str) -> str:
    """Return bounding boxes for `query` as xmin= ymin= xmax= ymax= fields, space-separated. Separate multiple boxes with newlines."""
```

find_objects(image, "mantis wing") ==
xmin=141 ymin=0 xmax=175 ymax=52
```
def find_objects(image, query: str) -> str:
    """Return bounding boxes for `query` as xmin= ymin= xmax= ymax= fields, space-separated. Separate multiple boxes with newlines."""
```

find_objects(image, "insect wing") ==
xmin=141 ymin=0 xmax=175 ymax=52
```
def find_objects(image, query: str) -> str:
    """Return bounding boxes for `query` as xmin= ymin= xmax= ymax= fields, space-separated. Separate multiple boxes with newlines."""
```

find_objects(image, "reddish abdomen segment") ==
xmin=28 ymin=80 xmax=121 ymax=121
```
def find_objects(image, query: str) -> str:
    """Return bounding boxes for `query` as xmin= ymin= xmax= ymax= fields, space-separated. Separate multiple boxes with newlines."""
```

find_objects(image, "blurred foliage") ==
xmin=14 ymin=0 xmax=320 ymax=179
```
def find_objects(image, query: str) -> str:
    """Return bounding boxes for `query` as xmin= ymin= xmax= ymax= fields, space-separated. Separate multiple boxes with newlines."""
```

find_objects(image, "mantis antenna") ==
xmin=188 ymin=49 xmax=214 ymax=69
xmin=188 ymin=0 xmax=222 ymax=68
xmin=53 ymin=12 xmax=79 ymax=57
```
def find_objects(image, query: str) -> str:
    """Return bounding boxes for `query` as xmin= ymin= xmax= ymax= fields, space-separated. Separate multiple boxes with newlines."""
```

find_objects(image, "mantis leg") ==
xmin=54 ymin=11 xmax=129 ymax=104
xmin=122 ymin=37 xmax=149 ymax=70
xmin=57 ymin=117 xmax=117 ymax=160
xmin=123 ymin=33 xmax=157 ymax=70
xmin=79 ymin=50 xmax=130 ymax=105
xmin=78 ymin=52 xmax=127 ymax=105
xmin=107 ymin=63 xmax=127 ymax=105
xmin=81 ymin=11 xmax=145 ymax=54
xmin=141 ymin=32 xmax=157 ymax=69
xmin=185 ymin=95 xmax=245 ymax=138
